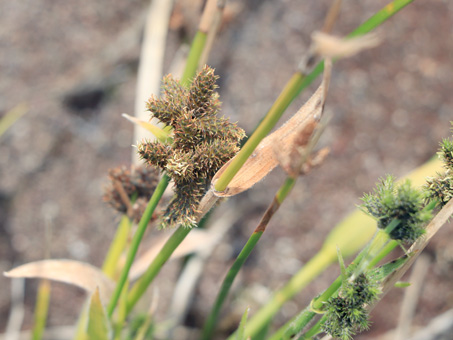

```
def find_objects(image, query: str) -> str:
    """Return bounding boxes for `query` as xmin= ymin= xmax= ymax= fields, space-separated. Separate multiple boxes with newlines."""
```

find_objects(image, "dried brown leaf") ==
xmin=211 ymin=60 xmax=332 ymax=197
xmin=4 ymin=260 xmax=115 ymax=302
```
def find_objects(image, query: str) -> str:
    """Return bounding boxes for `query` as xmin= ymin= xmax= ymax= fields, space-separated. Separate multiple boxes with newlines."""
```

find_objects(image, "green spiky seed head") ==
xmin=424 ymin=170 xmax=453 ymax=207
xmin=439 ymin=138 xmax=453 ymax=171
xmin=138 ymin=66 xmax=246 ymax=228
xmin=361 ymin=176 xmax=431 ymax=243
xmin=322 ymin=274 xmax=379 ymax=340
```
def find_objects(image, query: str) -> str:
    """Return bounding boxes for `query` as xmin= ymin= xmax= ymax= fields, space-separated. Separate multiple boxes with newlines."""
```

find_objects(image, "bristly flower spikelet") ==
xmin=322 ymin=273 xmax=380 ymax=340
xmin=425 ymin=131 xmax=453 ymax=207
xmin=138 ymin=66 xmax=246 ymax=228
xmin=439 ymin=138 xmax=453 ymax=171
xmin=361 ymin=176 xmax=431 ymax=243
xmin=103 ymin=165 xmax=160 ymax=223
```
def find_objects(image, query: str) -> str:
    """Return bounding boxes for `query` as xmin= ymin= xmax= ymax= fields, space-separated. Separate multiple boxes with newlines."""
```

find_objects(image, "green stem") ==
xmin=201 ymin=231 xmax=264 ymax=340
xmin=181 ymin=31 xmax=208 ymax=86
xmin=126 ymin=225 xmax=191 ymax=314
xmin=352 ymin=222 xmax=398 ymax=279
xmin=203 ymin=177 xmax=297 ymax=339
xmin=32 ymin=280 xmax=51 ymax=340
xmin=267 ymin=306 xmax=314 ymax=340
xmin=227 ymin=250 xmax=335 ymax=340
xmin=278 ymin=178 xmax=297 ymax=203
xmin=367 ymin=238 xmax=399 ymax=270
xmin=107 ymin=175 xmax=170 ymax=317
xmin=348 ymin=0 xmax=415 ymax=38
xmin=299 ymin=314 xmax=327 ymax=339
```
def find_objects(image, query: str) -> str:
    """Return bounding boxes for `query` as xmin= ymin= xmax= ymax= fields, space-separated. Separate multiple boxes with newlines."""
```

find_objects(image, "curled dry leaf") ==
xmin=129 ymin=229 xmax=215 ymax=280
xmin=211 ymin=59 xmax=332 ymax=197
xmin=276 ymin=116 xmax=330 ymax=178
xmin=4 ymin=260 xmax=115 ymax=303
xmin=311 ymin=31 xmax=381 ymax=59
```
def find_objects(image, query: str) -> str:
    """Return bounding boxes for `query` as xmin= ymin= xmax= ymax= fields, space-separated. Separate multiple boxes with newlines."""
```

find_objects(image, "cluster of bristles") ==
xmin=138 ymin=66 xmax=245 ymax=228
xmin=327 ymin=127 xmax=453 ymax=339
xmin=361 ymin=126 xmax=453 ymax=244
xmin=103 ymin=165 xmax=160 ymax=223
xmin=361 ymin=176 xmax=431 ymax=243
xmin=425 ymin=135 xmax=453 ymax=207
xmin=322 ymin=274 xmax=380 ymax=340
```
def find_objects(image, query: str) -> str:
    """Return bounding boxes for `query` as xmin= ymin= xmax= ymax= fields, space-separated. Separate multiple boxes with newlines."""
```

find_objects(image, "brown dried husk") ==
xmin=210 ymin=60 xmax=332 ymax=197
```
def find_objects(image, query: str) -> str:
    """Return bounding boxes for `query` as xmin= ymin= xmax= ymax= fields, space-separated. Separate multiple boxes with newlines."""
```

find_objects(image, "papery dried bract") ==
xmin=311 ymin=31 xmax=381 ymax=59
xmin=211 ymin=60 xmax=332 ymax=197
xmin=4 ymin=259 xmax=115 ymax=303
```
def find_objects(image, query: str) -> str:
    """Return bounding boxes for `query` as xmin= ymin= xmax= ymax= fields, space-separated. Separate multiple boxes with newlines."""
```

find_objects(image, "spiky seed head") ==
xmin=439 ymin=138 xmax=453 ymax=171
xmin=424 ymin=170 xmax=453 ymax=207
xmin=361 ymin=176 xmax=430 ymax=243
xmin=103 ymin=165 xmax=160 ymax=223
xmin=322 ymin=273 xmax=379 ymax=340
xmin=138 ymin=66 xmax=245 ymax=228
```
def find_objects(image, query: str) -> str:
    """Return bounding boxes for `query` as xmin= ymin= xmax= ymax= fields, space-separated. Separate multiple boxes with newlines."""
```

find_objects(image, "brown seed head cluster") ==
xmin=138 ymin=66 xmax=245 ymax=228
xmin=103 ymin=165 xmax=160 ymax=223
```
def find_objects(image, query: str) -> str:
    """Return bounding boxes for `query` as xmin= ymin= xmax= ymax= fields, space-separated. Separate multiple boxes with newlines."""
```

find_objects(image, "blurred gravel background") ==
xmin=1 ymin=0 xmax=453 ymax=338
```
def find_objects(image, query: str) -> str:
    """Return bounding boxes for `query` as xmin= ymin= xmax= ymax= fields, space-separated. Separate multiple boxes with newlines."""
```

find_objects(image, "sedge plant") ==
xmin=8 ymin=2 xmax=452 ymax=340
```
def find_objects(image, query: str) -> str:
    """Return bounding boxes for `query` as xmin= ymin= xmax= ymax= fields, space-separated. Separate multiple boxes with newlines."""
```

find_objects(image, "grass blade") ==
xmin=236 ymin=307 xmax=250 ymax=340
xmin=201 ymin=232 xmax=263 ymax=340
xmin=31 ymin=280 xmax=51 ymax=340
xmin=87 ymin=289 xmax=111 ymax=340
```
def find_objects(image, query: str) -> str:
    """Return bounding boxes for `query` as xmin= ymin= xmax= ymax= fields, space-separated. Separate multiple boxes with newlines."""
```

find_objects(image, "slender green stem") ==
xmin=352 ymin=223 xmax=397 ymax=279
xmin=367 ymin=239 xmax=399 ymax=270
xmin=126 ymin=225 xmax=191 ymax=314
xmin=227 ymin=250 xmax=334 ymax=340
xmin=299 ymin=314 xmax=327 ymax=339
xmin=181 ymin=31 xmax=208 ymax=86
xmin=107 ymin=175 xmax=170 ymax=317
xmin=201 ymin=231 xmax=264 ymax=340
xmin=278 ymin=178 xmax=297 ymax=203
xmin=348 ymin=0 xmax=415 ymax=38
xmin=203 ymin=177 xmax=297 ymax=339
xmin=32 ymin=280 xmax=51 ymax=340
xmin=268 ymin=306 xmax=315 ymax=340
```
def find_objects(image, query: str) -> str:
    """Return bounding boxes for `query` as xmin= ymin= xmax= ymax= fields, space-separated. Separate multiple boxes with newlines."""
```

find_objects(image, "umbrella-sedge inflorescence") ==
xmin=138 ymin=66 xmax=245 ymax=228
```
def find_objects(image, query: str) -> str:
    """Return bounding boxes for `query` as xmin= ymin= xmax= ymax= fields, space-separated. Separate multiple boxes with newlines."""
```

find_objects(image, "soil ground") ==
xmin=1 ymin=0 xmax=453 ymax=339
